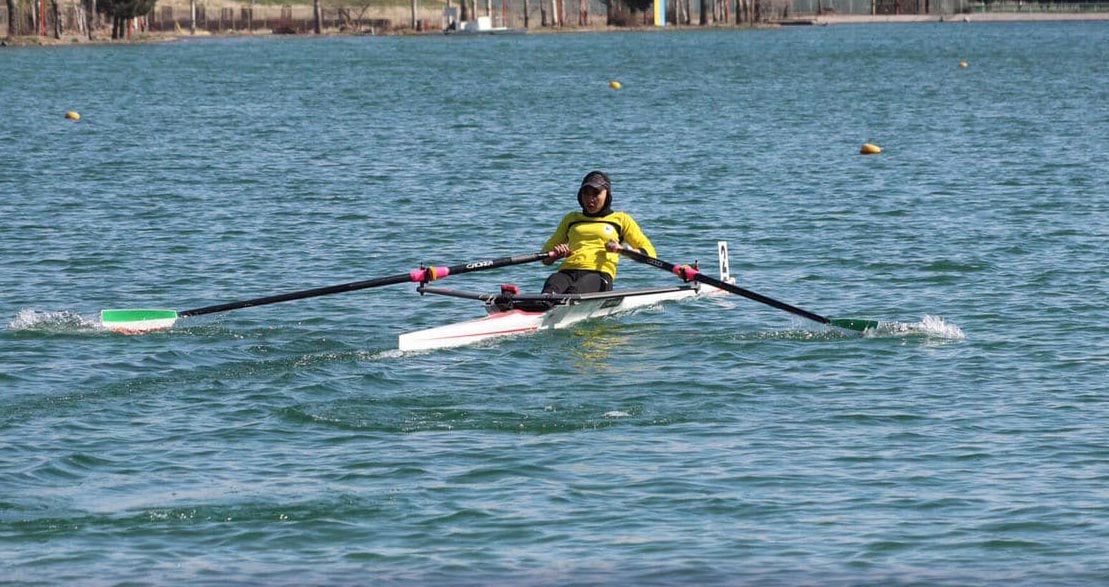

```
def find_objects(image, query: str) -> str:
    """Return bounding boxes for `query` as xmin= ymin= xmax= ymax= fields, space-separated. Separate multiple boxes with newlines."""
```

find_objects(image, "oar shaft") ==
xmin=618 ymin=248 xmax=831 ymax=325
xmin=180 ymin=251 xmax=552 ymax=318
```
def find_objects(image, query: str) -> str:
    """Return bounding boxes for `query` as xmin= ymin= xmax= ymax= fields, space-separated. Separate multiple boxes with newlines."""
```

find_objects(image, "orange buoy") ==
xmin=609 ymin=81 xmax=622 ymax=90
xmin=860 ymin=143 xmax=882 ymax=155
xmin=959 ymin=61 xmax=969 ymax=68
xmin=65 ymin=111 xmax=81 ymax=121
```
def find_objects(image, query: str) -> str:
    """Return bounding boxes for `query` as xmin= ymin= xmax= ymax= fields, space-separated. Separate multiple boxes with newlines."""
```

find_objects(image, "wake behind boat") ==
xmin=398 ymin=242 xmax=734 ymax=351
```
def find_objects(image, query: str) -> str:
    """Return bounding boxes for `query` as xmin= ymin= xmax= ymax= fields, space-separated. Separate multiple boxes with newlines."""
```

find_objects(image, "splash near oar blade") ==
xmin=100 ymin=309 xmax=179 ymax=333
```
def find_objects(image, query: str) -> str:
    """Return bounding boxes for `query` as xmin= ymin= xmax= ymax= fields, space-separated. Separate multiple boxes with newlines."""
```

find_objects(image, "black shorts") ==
xmin=541 ymin=270 xmax=613 ymax=295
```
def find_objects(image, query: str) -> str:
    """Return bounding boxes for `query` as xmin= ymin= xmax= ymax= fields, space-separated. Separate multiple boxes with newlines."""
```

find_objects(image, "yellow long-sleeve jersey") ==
xmin=541 ymin=211 xmax=656 ymax=280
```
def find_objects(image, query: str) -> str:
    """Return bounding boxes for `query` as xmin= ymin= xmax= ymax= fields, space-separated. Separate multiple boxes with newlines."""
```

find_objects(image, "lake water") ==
xmin=2 ymin=22 xmax=1107 ymax=586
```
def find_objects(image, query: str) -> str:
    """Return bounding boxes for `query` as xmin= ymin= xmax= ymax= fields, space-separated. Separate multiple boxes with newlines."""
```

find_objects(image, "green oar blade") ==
xmin=100 ymin=309 xmax=179 ymax=333
xmin=829 ymin=318 xmax=881 ymax=332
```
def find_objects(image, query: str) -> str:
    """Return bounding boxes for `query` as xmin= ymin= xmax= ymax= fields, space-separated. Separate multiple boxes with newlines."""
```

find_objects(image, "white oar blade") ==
xmin=100 ymin=309 xmax=179 ymax=334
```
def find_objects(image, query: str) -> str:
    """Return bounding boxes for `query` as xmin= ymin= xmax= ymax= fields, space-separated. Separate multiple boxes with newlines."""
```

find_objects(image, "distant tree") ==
xmin=7 ymin=0 xmax=21 ymax=36
xmin=331 ymin=0 xmax=375 ymax=32
xmin=98 ymin=0 xmax=158 ymax=38
xmin=52 ymin=0 xmax=62 ymax=37
xmin=87 ymin=0 xmax=98 ymax=40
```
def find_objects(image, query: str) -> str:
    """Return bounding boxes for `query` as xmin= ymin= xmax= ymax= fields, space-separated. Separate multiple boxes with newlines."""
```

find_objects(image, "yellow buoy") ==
xmin=65 ymin=111 xmax=81 ymax=121
xmin=609 ymin=81 xmax=622 ymax=90
xmin=860 ymin=143 xmax=882 ymax=155
xmin=959 ymin=61 xmax=968 ymax=68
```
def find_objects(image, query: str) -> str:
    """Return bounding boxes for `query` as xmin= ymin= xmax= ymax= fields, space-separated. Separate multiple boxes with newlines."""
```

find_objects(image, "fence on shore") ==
xmin=142 ymin=5 xmax=393 ymax=34
xmin=0 ymin=3 xmax=397 ymax=37
xmin=967 ymin=0 xmax=1109 ymax=11
xmin=787 ymin=0 xmax=1107 ymax=15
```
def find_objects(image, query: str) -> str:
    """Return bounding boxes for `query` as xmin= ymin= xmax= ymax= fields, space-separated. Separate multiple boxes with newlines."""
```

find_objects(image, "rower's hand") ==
xmin=544 ymin=243 xmax=571 ymax=264
xmin=606 ymin=240 xmax=626 ymax=253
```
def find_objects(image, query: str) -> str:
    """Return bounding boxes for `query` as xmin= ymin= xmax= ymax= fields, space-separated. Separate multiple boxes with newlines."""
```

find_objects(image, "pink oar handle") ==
xmin=673 ymin=265 xmax=700 ymax=281
xmin=410 ymin=266 xmax=451 ymax=282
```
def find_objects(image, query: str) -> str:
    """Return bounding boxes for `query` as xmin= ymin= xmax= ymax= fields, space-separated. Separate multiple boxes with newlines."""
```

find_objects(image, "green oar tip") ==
xmin=100 ymin=309 xmax=179 ymax=334
xmin=829 ymin=318 xmax=881 ymax=333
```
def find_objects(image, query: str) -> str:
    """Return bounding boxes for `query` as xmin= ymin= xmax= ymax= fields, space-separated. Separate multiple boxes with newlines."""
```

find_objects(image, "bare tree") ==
xmin=87 ymin=0 xmax=98 ymax=39
xmin=52 ymin=0 xmax=62 ymax=37
xmin=339 ymin=0 xmax=377 ymax=31
xmin=7 ymin=0 xmax=21 ymax=36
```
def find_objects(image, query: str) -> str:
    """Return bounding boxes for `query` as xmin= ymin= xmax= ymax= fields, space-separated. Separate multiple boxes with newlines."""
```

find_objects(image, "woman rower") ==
xmin=540 ymin=171 xmax=656 ymax=294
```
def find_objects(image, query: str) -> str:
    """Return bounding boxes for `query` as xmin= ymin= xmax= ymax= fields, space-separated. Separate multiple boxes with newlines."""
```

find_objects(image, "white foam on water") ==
xmin=603 ymin=410 xmax=631 ymax=418
xmin=869 ymin=314 xmax=966 ymax=340
xmin=365 ymin=348 xmax=413 ymax=361
xmin=8 ymin=309 xmax=104 ymax=333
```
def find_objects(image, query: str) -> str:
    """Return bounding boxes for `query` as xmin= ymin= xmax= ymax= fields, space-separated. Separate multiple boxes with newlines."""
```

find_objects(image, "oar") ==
xmin=617 ymin=247 xmax=878 ymax=332
xmin=101 ymin=251 xmax=556 ymax=333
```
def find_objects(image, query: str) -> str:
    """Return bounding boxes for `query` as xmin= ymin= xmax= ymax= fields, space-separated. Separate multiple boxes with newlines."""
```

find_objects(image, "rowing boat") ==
xmin=99 ymin=239 xmax=881 ymax=340
xmin=397 ymin=241 xmax=734 ymax=351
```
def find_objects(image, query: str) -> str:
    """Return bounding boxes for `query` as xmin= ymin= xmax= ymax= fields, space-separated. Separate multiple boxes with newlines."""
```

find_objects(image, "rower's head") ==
xmin=578 ymin=171 xmax=612 ymax=217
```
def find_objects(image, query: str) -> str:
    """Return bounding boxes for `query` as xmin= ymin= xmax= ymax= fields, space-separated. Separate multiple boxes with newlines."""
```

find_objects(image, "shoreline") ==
xmin=3 ymin=10 xmax=1106 ymax=47
xmin=806 ymin=12 xmax=1109 ymax=24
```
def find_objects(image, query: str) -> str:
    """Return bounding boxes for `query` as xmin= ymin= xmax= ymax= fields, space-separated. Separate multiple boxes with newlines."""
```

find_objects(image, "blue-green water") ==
xmin=2 ymin=23 xmax=1107 ymax=586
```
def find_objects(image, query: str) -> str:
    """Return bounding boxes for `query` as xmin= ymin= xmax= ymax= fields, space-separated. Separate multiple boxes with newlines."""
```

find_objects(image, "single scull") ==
xmin=397 ymin=242 xmax=734 ymax=351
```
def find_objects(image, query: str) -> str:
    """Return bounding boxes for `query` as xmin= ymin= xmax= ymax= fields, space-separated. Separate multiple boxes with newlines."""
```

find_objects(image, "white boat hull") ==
xmin=397 ymin=241 xmax=735 ymax=352
xmin=398 ymin=285 xmax=703 ymax=351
